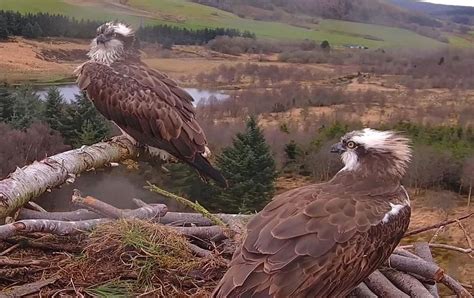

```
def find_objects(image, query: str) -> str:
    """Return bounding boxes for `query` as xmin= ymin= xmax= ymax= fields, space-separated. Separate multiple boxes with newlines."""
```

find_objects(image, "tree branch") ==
xmin=404 ymin=213 xmax=474 ymax=237
xmin=0 ymin=204 xmax=167 ymax=240
xmin=364 ymin=270 xmax=409 ymax=298
xmin=0 ymin=136 xmax=138 ymax=219
xmin=413 ymin=242 xmax=439 ymax=298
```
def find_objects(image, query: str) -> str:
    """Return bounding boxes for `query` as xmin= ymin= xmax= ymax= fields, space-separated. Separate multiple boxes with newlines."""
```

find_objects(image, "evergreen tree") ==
xmin=43 ymin=87 xmax=65 ymax=132
xmin=62 ymin=92 xmax=110 ymax=147
xmin=0 ymin=15 xmax=9 ymax=40
xmin=216 ymin=116 xmax=277 ymax=213
xmin=0 ymin=84 xmax=14 ymax=123
xmin=32 ymin=22 xmax=43 ymax=38
xmin=21 ymin=22 xmax=34 ymax=38
xmin=9 ymin=85 xmax=43 ymax=129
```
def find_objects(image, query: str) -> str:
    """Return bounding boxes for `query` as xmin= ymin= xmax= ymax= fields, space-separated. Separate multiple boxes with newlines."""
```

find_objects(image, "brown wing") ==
xmin=213 ymin=180 xmax=410 ymax=297
xmin=76 ymin=61 xmax=226 ymax=186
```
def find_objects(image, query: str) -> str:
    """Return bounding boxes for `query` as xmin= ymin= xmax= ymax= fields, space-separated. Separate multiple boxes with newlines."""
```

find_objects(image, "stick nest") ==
xmin=48 ymin=220 xmax=227 ymax=296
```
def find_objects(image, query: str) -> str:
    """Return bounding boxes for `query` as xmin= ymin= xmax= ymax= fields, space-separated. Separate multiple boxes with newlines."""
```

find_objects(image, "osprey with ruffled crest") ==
xmin=213 ymin=128 xmax=412 ymax=297
xmin=75 ymin=22 xmax=226 ymax=186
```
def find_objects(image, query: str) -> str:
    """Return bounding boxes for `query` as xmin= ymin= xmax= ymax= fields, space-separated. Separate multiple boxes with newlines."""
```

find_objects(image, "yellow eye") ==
xmin=347 ymin=141 xmax=356 ymax=149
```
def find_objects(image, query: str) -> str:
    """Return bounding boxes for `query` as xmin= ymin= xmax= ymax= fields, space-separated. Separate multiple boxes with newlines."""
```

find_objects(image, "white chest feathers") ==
xmin=382 ymin=202 xmax=408 ymax=223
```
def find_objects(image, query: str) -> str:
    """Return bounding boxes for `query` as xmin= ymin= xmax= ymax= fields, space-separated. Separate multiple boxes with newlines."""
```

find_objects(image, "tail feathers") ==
xmin=189 ymin=154 xmax=227 ymax=188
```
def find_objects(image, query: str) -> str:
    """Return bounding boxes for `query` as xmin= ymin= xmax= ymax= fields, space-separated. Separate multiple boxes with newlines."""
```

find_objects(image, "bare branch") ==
xmin=441 ymin=274 xmax=473 ymax=298
xmin=404 ymin=213 xmax=474 ymax=237
xmin=0 ymin=136 xmax=138 ymax=219
xmin=388 ymin=254 xmax=444 ymax=281
xmin=0 ymin=204 xmax=167 ymax=240
xmin=72 ymin=189 xmax=123 ymax=219
xmin=0 ymin=257 xmax=48 ymax=267
xmin=399 ymin=243 xmax=472 ymax=254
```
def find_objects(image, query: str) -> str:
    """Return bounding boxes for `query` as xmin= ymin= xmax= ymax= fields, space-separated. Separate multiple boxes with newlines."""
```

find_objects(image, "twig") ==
xmin=441 ymin=274 xmax=473 ymax=298
xmin=18 ymin=208 xmax=100 ymax=221
xmin=27 ymin=201 xmax=47 ymax=213
xmin=404 ymin=212 xmax=474 ymax=237
xmin=0 ymin=276 xmax=59 ymax=297
xmin=0 ymin=257 xmax=49 ymax=267
xmin=146 ymin=182 xmax=226 ymax=227
xmin=5 ymin=236 xmax=84 ymax=253
xmin=456 ymin=219 xmax=473 ymax=250
xmin=0 ymin=243 xmax=20 ymax=256
xmin=399 ymin=243 xmax=472 ymax=254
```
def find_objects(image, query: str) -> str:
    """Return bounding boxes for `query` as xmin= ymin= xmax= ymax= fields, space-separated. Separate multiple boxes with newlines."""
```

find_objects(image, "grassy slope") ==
xmin=1 ymin=0 xmax=471 ymax=48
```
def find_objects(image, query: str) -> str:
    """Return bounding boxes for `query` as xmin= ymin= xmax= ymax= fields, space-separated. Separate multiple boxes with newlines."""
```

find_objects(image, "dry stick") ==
xmin=389 ymin=254 xmax=472 ymax=297
xmin=17 ymin=208 xmax=100 ymax=221
xmin=72 ymin=189 xmax=123 ymax=219
xmin=388 ymin=254 xmax=444 ymax=282
xmin=0 ymin=276 xmax=59 ymax=297
xmin=173 ymin=226 xmax=228 ymax=242
xmin=350 ymin=282 xmax=377 ymax=298
xmin=456 ymin=219 xmax=474 ymax=251
xmin=27 ymin=201 xmax=47 ymax=213
xmin=441 ymin=274 xmax=473 ymax=298
xmin=404 ymin=212 xmax=474 ymax=237
xmin=413 ymin=242 xmax=440 ymax=298
xmin=393 ymin=248 xmax=424 ymax=260
xmin=399 ymin=243 xmax=472 ymax=254
xmin=364 ymin=270 xmax=409 ymax=298
xmin=381 ymin=268 xmax=432 ymax=297
xmin=187 ymin=243 xmax=212 ymax=258
xmin=0 ymin=243 xmax=20 ymax=256
xmin=0 ymin=257 xmax=48 ymax=267
xmin=0 ymin=204 xmax=168 ymax=240
xmin=18 ymin=207 xmax=251 ymax=227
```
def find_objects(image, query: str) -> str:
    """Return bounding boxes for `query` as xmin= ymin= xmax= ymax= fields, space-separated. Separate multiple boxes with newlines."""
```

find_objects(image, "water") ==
xmin=36 ymin=84 xmax=229 ymax=105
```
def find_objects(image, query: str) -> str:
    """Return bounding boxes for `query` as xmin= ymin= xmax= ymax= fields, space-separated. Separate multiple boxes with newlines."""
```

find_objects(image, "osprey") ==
xmin=75 ymin=22 xmax=226 ymax=186
xmin=213 ymin=128 xmax=412 ymax=297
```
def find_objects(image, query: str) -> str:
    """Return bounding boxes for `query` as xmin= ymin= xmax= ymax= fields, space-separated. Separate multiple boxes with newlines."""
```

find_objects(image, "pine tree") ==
xmin=43 ymin=87 xmax=65 ymax=132
xmin=0 ymin=15 xmax=9 ymax=40
xmin=61 ymin=92 xmax=110 ymax=147
xmin=216 ymin=116 xmax=277 ymax=213
xmin=32 ymin=22 xmax=43 ymax=38
xmin=9 ymin=85 xmax=43 ymax=129
xmin=21 ymin=22 xmax=34 ymax=38
xmin=0 ymin=84 xmax=14 ymax=123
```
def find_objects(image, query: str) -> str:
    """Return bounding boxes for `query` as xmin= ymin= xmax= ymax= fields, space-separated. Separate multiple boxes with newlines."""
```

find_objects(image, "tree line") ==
xmin=0 ymin=84 xmax=111 ymax=178
xmin=0 ymin=10 xmax=255 ymax=45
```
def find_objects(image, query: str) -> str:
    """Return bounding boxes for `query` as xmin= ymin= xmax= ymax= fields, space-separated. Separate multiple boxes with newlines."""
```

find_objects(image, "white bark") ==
xmin=0 ymin=136 xmax=138 ymax=219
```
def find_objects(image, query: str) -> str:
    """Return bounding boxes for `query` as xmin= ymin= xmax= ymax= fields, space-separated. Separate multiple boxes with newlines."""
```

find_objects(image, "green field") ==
xmin=0 ymin=0 xmax=471 ymax=48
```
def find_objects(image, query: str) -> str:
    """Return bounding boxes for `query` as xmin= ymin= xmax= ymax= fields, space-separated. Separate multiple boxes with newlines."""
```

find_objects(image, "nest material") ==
xmin=60 ymin=219 xmax=227 ymax=297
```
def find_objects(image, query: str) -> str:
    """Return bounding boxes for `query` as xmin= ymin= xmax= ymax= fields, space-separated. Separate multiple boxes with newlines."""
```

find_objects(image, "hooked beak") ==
xmin=96 ymin=34 xmax=108 ymax=45
xmin=330 ymin=142 xmax=346 ymax=154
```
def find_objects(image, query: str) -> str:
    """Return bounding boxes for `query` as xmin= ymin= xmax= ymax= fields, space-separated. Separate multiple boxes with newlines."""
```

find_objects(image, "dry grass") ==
xmin=58 ymin=219 xmax=227 ymax=296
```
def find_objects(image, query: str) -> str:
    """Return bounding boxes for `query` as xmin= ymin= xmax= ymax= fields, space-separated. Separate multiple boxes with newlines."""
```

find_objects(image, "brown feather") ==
xmin=212 ymin=170 xmax=410 ymax=298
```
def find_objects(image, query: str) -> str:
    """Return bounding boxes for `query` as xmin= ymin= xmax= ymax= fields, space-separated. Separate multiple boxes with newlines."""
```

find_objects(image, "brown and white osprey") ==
xmin=213 ymin=128 xmax=412 ymax=297
xmin=75 ymin=22 xmax=226 ymax=186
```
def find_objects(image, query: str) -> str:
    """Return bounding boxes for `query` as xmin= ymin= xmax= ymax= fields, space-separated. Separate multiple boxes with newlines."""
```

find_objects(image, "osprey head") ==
xmin=331 ymin=128 xmax=411 ymax=178
xmin=88 ymin=22 xmax=136 ymax=65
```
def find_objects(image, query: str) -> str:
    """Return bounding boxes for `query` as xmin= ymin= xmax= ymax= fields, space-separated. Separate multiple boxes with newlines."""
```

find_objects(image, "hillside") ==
xmin=1 ymin=0 xmax=470 ymax=48
xmin=389 ymin=0 xmax=474 ymax=24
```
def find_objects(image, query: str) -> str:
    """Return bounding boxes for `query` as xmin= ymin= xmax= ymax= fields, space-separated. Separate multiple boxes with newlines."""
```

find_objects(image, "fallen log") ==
xmin=381 ymin=268 xmax=432 ymax=297
xmin=0 ymin=136 xmax=138 ymax=219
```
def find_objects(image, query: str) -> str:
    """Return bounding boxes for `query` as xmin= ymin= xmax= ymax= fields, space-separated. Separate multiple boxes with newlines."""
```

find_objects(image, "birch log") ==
xmin=0 ymin=136 xmax=138 ymax=219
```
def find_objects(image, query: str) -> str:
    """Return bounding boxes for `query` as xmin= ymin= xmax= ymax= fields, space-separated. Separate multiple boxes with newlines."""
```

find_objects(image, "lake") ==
xmin=36 ymin=84 xmax=229 ymax=106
